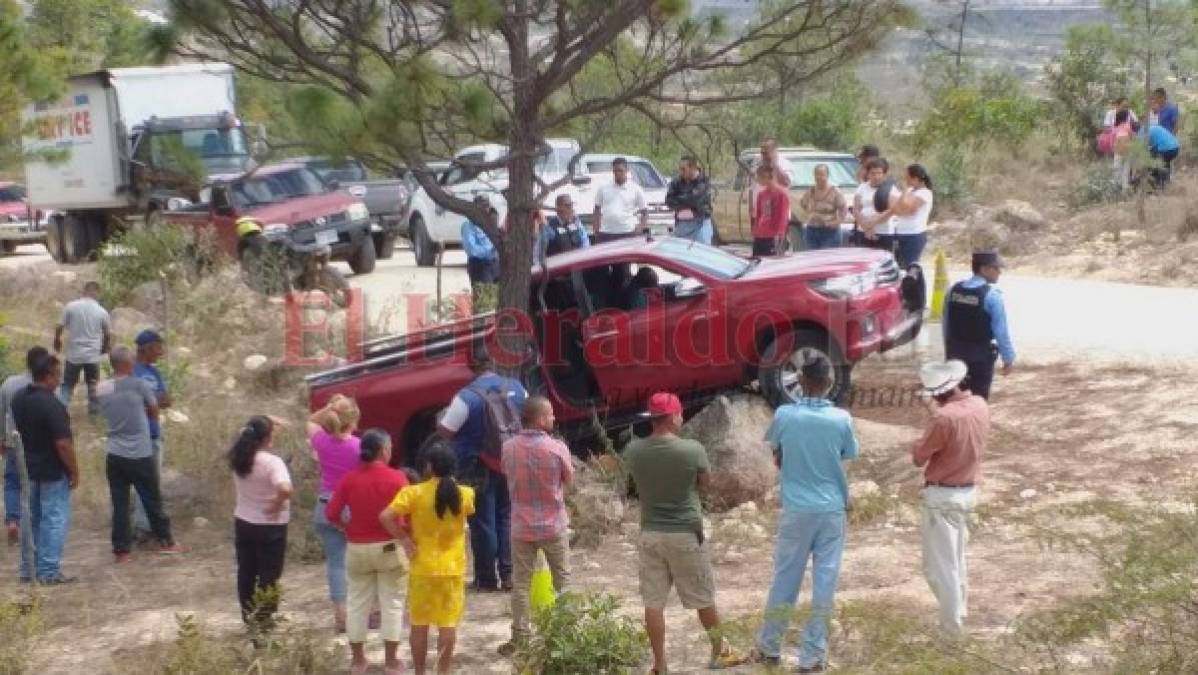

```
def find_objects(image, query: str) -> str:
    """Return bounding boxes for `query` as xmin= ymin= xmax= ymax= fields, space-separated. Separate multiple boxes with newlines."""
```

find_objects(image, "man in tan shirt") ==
xmin=911 ymin=360 xmax=990 ymax=637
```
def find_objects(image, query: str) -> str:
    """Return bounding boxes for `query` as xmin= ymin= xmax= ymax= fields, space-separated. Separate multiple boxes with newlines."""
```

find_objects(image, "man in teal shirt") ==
xmin=753 ymin=355 xmax=859 ymax=673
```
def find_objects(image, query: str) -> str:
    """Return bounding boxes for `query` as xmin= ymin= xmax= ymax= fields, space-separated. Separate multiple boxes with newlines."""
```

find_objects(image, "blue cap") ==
xmin=135 ymin=330 xmax=164 ymax=347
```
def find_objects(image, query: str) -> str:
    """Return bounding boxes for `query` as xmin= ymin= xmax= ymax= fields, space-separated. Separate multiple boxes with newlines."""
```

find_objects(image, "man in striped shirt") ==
xmin=498 ymin=396 xmax=573 ymax=656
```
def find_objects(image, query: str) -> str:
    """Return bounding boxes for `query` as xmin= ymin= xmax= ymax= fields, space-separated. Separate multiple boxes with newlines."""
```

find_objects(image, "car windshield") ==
xmin=0 ymin=185 xmax=25 ymax=202
xmin=307 ymin=159 xmax=367 ymax=184
xmin=655 ymin=237 xmax=751 ymax=279
xmin=784 ymin=156 xmax=859 ymax=189
xmin=231 ymin=167 xmax=326 ymax=208
xmin=584 ymin=161 xmax=666 ymax=189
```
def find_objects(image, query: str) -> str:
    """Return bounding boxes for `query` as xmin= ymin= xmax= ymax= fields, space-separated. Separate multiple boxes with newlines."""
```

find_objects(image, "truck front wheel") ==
xmin=348 ymin=234 xmax=377 ymax=275
xmin=759 ymin=327 xmax=852 ymax=407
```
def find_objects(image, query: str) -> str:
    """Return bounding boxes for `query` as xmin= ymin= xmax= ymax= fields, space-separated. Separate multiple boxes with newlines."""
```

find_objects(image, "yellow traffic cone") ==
xmin=930 ymin=250 xmax=949 ymax=321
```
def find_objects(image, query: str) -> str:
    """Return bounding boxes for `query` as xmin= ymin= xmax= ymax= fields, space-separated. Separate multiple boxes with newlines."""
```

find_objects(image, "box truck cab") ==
xmin=22 ymin=63 xmax=258 ymax=263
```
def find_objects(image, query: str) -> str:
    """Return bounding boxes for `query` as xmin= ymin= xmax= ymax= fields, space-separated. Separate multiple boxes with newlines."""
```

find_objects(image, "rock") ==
xmin=110 ymin=307 xmax=156 ymax=341
xmin=192 ymin=516 xmax=209 ymax=529
xmin=994 ymin=200 xmax=1047 ymax=232
xmin=243 ymin=354 xmax=269 ymax=371
xmin=1019 ymin=488 xmax=1038 ymax=500
xmin=680 ymin=393 xmax=778 ymax=511
xmin=165 ymin=410 xmax=189 ymax=424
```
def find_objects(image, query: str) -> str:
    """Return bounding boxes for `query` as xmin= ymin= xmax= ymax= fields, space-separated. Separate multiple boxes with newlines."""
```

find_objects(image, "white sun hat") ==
xmin=919 ymin=360 xmax=968 ymax=396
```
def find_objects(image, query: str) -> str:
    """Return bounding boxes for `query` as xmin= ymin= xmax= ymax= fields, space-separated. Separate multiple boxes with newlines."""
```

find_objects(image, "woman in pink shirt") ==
xmin=229 ymin=416 xmax=292 ymax=629
xmin=325 ymin=429 xmax=410 ymax=675
xmin=308 ymin=394 xmax=362 ymax=631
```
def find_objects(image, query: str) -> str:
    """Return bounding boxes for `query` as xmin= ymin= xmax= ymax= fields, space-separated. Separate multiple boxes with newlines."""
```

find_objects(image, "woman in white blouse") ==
xmin=886 ymin=164 xmax=934 ymax=268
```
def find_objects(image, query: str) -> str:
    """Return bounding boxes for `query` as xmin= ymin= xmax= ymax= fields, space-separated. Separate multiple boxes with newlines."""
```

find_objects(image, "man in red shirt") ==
xmin=497 ymin=396 xmax=573 ymax=657
xmin=911 ymin=360 xmax=990 ymax=638
xmin=752 ymin=165 xmax=790 ymax=257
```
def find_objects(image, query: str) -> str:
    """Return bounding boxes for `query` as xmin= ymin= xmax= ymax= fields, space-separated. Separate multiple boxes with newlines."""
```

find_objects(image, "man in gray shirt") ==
xmin=97 ymin=346 xmax=178 ymax=561
xmin=54 ymin=281 xmax=111 ymax=415
xmin=0 ymin=346 xmax=50 ymax=545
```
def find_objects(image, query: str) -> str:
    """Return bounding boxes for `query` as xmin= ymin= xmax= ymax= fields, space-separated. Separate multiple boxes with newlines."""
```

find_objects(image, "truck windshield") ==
xmin=654 ymin=238 xmax=751 ymax=279
xmin=231 ymin=168 xmax=326 ymax=208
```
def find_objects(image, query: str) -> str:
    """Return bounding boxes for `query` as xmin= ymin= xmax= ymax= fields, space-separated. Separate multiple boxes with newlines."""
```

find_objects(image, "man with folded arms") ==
xmin=912 ymin=360 xmax=990 ymax=637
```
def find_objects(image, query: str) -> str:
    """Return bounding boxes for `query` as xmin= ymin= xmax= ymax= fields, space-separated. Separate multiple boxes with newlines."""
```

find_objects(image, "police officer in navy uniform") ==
xmin=537 ymin=193 xmax=591 ymax=260
xmin=942 ymin=251 xmax=1015 ymax=400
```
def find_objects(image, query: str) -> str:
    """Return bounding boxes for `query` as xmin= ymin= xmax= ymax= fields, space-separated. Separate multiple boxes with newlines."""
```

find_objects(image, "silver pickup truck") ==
xmin=285 ymin=157 xmax=413 ymax=259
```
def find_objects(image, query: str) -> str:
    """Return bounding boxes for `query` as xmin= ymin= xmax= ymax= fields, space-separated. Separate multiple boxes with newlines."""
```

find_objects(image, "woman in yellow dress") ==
xmin=381 ymin=444 xmax=475 ymax=675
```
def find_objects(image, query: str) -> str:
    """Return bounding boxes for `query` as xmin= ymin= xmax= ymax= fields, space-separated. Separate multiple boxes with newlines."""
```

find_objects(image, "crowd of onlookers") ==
xmin=1099 ymin=87 xmax=1182 ymax=191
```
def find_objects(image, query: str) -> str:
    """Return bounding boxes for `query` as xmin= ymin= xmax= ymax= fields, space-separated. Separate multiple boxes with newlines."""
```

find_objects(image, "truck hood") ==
xmin=244 ymin=193 xmax=355 ymax=225
xmin=742 ymin=248 xmax=892 ymax=282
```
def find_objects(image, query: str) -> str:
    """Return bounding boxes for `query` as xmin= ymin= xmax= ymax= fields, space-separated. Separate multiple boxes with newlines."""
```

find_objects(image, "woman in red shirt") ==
xmin=325 ymin=429 xmax=410 ymax=675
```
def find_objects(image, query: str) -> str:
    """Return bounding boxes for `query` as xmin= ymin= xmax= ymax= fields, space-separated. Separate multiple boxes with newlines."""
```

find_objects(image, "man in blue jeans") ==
xmin=438 ymin=345 xmax=526 ymax=591
xmin=0 ymin=347 xmax=51 ymax=545
xmin=10 ymin=352 xmax=80 ymax=584
xmin=752 ymin=354 xmax=859 ymax=673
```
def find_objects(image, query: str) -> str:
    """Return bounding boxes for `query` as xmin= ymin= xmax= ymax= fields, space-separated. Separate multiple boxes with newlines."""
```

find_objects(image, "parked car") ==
xmin=404 ymin=139 xmax=590 ymax=266
xmin=712 ymin=147 xmax=859 ymax=248
xmin=0 ymin=182 xmax=47 ymax=254
xmin=162 ymin=162 xmax=376 ymax=276
xmin=283 ymin=156 xmax=413 ymax=260
xmin=306 ymin=237 xmax=922 ymax=464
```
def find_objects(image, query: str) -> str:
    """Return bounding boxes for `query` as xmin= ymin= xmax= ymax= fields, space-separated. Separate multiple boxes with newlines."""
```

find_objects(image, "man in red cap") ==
xmin=623 ymin=392 xmax=746 ymax=673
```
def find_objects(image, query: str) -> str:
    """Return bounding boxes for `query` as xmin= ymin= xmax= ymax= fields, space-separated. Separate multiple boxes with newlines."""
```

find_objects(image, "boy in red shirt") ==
xmin=753 ymin=165 xmax=790 ymax=256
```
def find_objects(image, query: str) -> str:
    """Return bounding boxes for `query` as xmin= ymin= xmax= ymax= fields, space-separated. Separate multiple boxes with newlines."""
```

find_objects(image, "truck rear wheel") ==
xmin=348 ymin=234 xmax=377 ymax=275
xmin=759 ymin=327 xmax=852 ymax=406
xmin=411 ymin=216 xmax=436 ymax=267
xmin=373 ymin=232 xmax=396 ymax=260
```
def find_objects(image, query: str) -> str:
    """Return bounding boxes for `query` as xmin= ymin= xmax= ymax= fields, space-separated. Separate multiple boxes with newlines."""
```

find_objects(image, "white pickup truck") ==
xmin=406 ymin=139 xmax=600 ymax=266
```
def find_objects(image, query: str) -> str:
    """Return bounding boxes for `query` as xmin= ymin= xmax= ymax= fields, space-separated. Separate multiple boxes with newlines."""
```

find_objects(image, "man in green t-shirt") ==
xmin=624 ymin=392 xmax=746 ymax=673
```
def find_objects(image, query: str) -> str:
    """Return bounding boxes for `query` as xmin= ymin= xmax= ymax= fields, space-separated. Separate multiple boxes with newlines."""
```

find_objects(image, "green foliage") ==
xmin=96 ymin=223 xmax=224 ymax=306
xmin=913 ymin=73 xmax=1040 ymax=155
xmin=516 ymin=592 xmax=648 ymax=675
xmin=0 ymin=597 xmax=44 ymax=674
xmin=1045 ymin=23 xmax=1137 ymax=152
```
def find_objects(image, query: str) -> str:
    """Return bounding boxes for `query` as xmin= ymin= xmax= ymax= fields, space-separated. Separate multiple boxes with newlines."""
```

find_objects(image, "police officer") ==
xmin=537 ymin=194 xmax=590 ymax=260
xmin=942 ymin=251 xmax=1015 ymax=400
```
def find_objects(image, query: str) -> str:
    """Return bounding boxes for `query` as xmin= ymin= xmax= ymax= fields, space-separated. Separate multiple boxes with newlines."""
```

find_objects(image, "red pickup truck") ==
xmin=163 ymin=163 xmax=376 ymax=273
xmin=306 ymin=237 xmax=922 ymax=463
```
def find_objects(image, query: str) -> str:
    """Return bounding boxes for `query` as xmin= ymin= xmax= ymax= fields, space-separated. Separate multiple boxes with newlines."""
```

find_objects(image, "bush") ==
xmin=516 ymin=592 xmax=648 ymax=674
xmin=97 ymin=223 xmax=223 ymax=305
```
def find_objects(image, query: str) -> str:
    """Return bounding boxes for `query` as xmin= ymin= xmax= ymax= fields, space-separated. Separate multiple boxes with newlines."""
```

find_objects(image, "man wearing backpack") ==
xmin=438 ymin=344 xmax=527 ymax=592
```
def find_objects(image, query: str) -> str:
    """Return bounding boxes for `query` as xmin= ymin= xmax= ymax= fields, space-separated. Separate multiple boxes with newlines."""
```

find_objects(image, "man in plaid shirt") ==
xmin=497 ymin=396 xmax=574 ymax=656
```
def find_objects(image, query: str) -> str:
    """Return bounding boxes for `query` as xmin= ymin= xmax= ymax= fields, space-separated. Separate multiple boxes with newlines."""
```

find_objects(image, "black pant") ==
xmin=234 ymin=518 xmax=288 ymax=625
xmin=466 ymin=257 xmax=500 ymax=285
xmin=106 ymin=454 xmax=173 ymax=553
xmin=752 ymin=237 xmax=779 ymax=257
xmin=62 ymin=361 xmax=99 ymax=410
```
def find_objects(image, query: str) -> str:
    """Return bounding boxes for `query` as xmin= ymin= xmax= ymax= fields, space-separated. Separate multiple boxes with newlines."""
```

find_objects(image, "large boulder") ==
xmin=681 ymin=393 xmax=777 ymax=511
xmin=993 ymin=200 xmax=1047 ymax=232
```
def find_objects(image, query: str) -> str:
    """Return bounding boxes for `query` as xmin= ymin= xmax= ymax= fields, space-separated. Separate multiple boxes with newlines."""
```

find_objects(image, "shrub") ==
xmin=516 ymin=592 xmax=648 ymax=674
xmin=97 ymin=223 xmax=224 ymax=305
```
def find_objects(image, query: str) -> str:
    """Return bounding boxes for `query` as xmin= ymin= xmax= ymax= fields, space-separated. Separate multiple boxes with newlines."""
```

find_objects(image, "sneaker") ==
xmin=114 ymin=552 xmax=133 ymax=564
xmin=748 ymin=649 xmax=781 ymax=667
xmin=6 ymin=522 xmax=17 ymax=546
xmin=708 ymin=645 xmax=749 ymax=670
xmin=497 ymin=641 xmax=517 ymax=657
xmin=38 ymin=574 xmax=77 ymax=585
xmin=797 ymin=664 xmax=826 ymax=674
xmin=158 ymin=543 xmax=184 ymax=555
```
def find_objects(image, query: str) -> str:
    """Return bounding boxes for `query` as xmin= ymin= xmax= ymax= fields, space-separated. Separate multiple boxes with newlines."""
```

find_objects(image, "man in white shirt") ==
xmin=592 ymin=157 xmax=649 ymax=243
xmin=749 ymin=139 xmax=794 ymax=232
xmin=1102 ymin=96 xmax=1138 ymax=128
xmin=53 ymin=281 xmax=111 ymax=415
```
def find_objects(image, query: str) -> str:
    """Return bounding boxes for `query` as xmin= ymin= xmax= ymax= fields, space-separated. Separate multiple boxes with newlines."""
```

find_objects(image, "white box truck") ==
xmin=23 ymin=62 xmax=258 ymax=263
